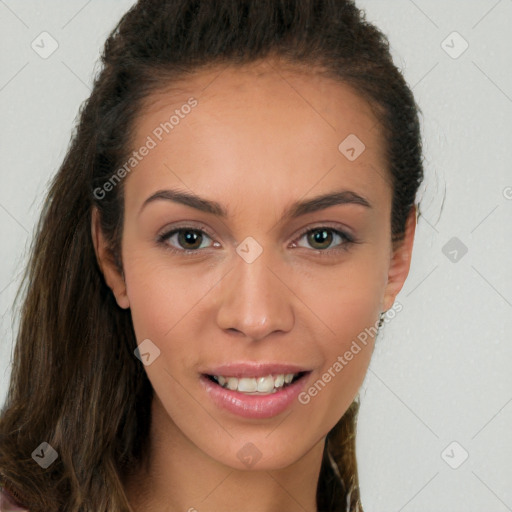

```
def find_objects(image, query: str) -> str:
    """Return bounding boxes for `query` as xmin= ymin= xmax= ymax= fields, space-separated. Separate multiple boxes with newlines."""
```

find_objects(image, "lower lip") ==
xmin=199 ymin=373 xmax=311 ymax=419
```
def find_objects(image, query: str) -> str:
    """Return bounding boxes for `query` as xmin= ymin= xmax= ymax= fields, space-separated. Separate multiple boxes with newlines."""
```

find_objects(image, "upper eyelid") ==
xmin=159 ymin=223 xmax=216 ymax=242
xmin=294 ymin=223 xmax=352 ymax=238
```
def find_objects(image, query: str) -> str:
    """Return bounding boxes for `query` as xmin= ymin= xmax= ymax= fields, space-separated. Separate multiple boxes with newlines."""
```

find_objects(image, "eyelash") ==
xmin=156 ymin=224 xmax=358 ymax=258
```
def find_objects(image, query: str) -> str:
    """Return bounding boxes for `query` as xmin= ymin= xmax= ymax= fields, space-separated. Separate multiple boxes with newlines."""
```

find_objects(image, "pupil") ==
xmin=309 ymin=229 xmax=331 ymax=249
xmin=179 ymin=230 xmax=201 ymax=249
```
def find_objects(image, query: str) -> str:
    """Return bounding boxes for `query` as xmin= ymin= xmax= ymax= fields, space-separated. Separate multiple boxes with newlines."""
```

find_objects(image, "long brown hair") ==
xmin=0 ymin=1 xmax=424 ymax=510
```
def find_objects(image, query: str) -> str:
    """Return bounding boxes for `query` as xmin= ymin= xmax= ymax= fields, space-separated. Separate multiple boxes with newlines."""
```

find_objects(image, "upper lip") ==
xmin=201 ymin=362 xmax=312 ymax=379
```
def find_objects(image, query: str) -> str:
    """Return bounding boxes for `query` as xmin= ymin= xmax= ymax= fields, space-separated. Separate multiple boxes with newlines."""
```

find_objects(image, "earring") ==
xmin=378 ymin=311 xmax=386 ymax=329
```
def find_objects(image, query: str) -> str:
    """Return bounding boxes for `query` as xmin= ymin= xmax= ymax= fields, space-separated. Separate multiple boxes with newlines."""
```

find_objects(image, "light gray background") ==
xmin=1 ymin=1 xmax=511 ymax=511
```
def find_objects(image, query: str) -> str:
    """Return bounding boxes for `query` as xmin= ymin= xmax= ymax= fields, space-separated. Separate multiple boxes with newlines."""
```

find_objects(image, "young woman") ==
xmin=0 ymin=0 xmax=424 ymax=510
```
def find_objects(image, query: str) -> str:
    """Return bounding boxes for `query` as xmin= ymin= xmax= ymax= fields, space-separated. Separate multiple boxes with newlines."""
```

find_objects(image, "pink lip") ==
xmin=200 ymin=362 xmax=311 ymax=379
xmin=199 ymin=371 xmax=312 ymax=419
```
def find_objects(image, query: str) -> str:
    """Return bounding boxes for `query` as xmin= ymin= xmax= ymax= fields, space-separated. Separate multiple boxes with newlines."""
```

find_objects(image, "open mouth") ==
xmin=204 ymin=371 xmax=309 ymax=395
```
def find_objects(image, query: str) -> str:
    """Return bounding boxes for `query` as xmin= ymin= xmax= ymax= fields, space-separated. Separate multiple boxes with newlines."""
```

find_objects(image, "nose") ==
xmin=215 ymin=247 xmax=294 ymax=341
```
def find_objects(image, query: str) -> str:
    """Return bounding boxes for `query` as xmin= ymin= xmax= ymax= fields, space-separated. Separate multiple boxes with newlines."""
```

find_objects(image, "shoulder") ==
xmin=0 ymin=485 xmax=30 ymax=511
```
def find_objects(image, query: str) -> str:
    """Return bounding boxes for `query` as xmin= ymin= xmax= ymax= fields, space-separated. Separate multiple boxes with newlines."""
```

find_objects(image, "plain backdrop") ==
xmin=1 ymin=1 xmax=511 ymax=511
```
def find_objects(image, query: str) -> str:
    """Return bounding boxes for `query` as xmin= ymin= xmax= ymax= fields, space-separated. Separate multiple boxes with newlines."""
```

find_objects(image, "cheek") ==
xmin=300 ymin=252 xmax=388 ymax=343
xmin=300 ymin=283 xmax=380 ymax=433
xmin=121 ymin=245 xmax=208 ymax=340
xmin=298 ymin=250 xmax=388 ymax=401
xmin=123 ymin=260 xmax=170 ymax=339
xmin=317 ymin=279 xmax=381 ymax=391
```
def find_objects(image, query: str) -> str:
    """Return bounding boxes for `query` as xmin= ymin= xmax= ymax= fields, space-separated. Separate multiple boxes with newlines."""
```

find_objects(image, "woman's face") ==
xmin=96 ymin=60 xmax=415 ymax=470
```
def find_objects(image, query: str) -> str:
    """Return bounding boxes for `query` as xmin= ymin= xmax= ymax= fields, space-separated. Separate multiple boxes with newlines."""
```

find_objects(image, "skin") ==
xmin=92 ymin=58 xmax=416 ymax=512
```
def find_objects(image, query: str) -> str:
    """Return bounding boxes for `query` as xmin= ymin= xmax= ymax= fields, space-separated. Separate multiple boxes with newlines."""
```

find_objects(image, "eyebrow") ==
xmin=138 ymin=187 xmax=372 ymax=220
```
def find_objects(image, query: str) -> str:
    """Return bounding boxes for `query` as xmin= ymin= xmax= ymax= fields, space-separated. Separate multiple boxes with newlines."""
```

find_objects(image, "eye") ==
xmin=157 ymin=226 xmax=216 ymax=254
xmin=293 ymin=226 xmax=355 ymax=254
xmin=156 ymin=224 xmax=358 ymax=257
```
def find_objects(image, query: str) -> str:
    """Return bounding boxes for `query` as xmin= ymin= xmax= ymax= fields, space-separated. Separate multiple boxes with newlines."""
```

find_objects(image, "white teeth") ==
xmin=238 ymin=377 xmax=258 ymax=392
xmin=211 ymin=373 xmax=299 ymax=394
xmin=257 ymin=375 xmax=274 ymax=392
xmin=226 ymin=377 xmax=238 ymax=391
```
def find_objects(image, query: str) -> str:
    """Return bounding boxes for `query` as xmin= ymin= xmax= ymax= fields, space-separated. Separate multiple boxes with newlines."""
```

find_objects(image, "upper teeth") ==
xmin=213 ymin=373 xmax=298 ymax=393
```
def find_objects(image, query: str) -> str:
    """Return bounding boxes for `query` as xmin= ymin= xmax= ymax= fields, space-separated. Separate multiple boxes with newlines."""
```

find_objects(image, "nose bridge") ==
xmin=215 ymin=240 xmax=293 ymax=339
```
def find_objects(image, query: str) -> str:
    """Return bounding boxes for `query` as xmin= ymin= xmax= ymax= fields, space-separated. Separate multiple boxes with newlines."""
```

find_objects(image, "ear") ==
xmin=91 ymin=207 xmax=130 ymax=309
xmin=381 ymin=205 xmax=417 ymax=312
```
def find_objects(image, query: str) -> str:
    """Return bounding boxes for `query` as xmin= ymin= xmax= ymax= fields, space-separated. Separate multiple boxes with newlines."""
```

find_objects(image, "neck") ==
xmin=123 ymin=395 xmax=323 ymax=512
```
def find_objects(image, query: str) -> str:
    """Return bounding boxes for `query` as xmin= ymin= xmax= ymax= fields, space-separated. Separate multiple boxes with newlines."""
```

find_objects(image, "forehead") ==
xmin=124 ymin=60 xmax=391 ymax=213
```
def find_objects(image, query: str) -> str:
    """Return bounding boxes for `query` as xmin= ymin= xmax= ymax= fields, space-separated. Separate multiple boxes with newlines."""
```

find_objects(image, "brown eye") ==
xmin=158 ymin=228 xmax=214 ymax=253
xmin=295 ymin=227 xmax=354 ymax=252
xmin=176 ymin=229 xmax=204 ymax=250
xmin=306 ymin=229 xmax=335 ymax=250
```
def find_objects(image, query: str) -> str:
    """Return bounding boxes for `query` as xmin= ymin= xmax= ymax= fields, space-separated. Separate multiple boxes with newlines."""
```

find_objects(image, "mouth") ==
xmin=199 ymin=366 xmax=313 ymax=419
xmin=204 ymin=371 xmax=308 ymax=395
